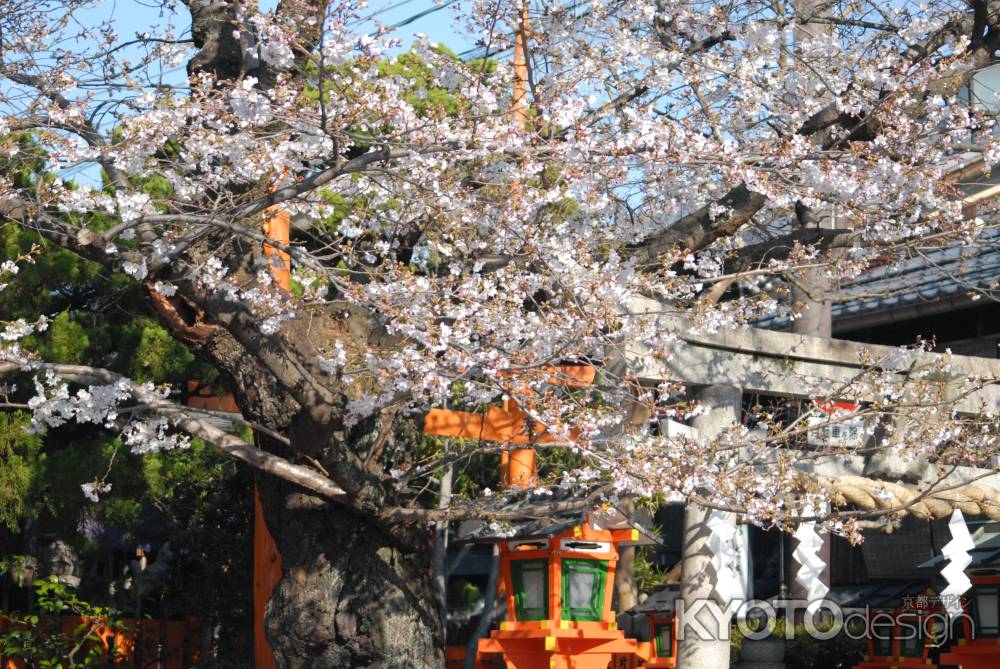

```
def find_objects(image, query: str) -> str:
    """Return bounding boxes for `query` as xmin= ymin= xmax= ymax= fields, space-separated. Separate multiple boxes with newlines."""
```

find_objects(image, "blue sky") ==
xmin=93 ymin=0 xmax=478 ymax=71
xmin=68 ymin=0 xmax=480 ymax=113
xmin=61 ymin=0 xmax=481 ymax=184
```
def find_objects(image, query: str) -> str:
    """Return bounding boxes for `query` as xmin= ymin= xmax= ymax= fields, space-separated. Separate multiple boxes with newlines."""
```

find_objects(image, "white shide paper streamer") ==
xmin=793 ymin=507 xmax=830 ymax=614
xmin=707 ymin=510 xmax=743 ymax=602
xmin=939 ymin=509 xmax=975 ymax=618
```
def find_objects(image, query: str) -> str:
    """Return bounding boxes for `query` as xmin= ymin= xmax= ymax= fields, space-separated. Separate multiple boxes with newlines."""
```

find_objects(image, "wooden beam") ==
xmin=498 ymin=364 xmax=596 ymax=388
xmin=422 ymin=406 xmax=579 ymax=444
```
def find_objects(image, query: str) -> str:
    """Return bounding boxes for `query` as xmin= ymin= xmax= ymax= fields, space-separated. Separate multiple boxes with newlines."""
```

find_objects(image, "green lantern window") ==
xmin=560 ymin=558 xmax=607 ymax=622
xmin=972 ymin=585 xmax=1000 ymax=637
xmin=654 ymin=622 xmax=674 ymax=658
xmin=898 ymin=618 xmax=924 ymax=658
xmin=510 ymin=558 xmax=548 ymax=621
xmin=871 ymin=616 xmax=894 ymax=657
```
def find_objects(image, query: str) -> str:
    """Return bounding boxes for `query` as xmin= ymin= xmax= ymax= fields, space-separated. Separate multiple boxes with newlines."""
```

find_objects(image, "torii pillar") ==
xmin=677 ymin=384 xmax=741 ymax=669
xmin=254 ymin=206 xmax=290 ymax=669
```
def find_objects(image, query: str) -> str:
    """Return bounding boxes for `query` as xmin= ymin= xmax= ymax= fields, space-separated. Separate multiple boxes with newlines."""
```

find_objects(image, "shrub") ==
xmin=0 ymin=559 xmax=126 ymax=669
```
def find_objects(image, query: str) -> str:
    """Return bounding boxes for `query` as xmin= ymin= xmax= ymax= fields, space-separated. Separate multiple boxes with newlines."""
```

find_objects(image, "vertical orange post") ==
xmin=503 ymin=2 xmax=537 ymax=493
xmin=504 ymin=448 xmax=537 ymax=487
xmin=512 ymin=1 xmax=530 ymax=129
xmin=253 ymin=204 xmax=290 ymax=669
xmin=253 ymin=489 xmax=281 ymax=669
xmin=500 ymin=396 xmax=537 ymax=488
xmin=262 ymin=207 xmax=291 ymax=292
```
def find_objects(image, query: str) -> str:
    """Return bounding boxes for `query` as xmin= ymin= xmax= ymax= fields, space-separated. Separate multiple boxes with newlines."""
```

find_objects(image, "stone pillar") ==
xmin=677 ymin=384 xmax=742 ymax=669
xmin=789 ymin=213 xmax=835 ymax=602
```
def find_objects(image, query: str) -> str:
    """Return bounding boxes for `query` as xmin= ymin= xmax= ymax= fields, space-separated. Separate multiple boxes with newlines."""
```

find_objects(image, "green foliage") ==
xmin=0 ymin=413 xmax=45 ymax=530
xmin=632 ymin=545 xmax=673 ymax=594
xmin=307 ymin=46 xmax=471 ymax=120
xmin=117 ymin=316 xmax=199 ymax=384
xmin=375 ymin=47 xmax=464 ymax=117
xmin=132 ymin=439 xmax=252 ymax=623
xmin=1 ymin=217 xmax=216 ymax=385
xmin=784 ymin=628 xmax=867 ymax=669
xmin=0 ymin=555 xmax=38 ymax=588
xmin=446 ymin=579 xmax=482 ymax=615
xmin=537 ymin=447 xmax=585 ymax=485
xmin=311 ymin=181 xmax=398 ymax=239
xmin=0 ymin=112 xmax=250 ymax=658
xmin=0 ymin=134 xmax=48 ymax=190
xmin=731 ymin=618 xmax=868 ymax=669
xmin=0 ymin=220 xmax=240 ymax=623
xmin=0 ymin=567 xmax=125 ymax=669
xmin=0 ymin=426 xmax=251 ymax=620
xmin=451 ymin=450 xmax=501 ymax=499
xmin=0 ymin=225 xmax=117 ymax=321
xmin=39 ymin=313 xmax=91 ymax=365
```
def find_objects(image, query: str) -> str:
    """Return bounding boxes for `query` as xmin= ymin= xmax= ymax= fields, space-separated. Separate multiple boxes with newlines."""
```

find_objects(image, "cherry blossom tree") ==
xmin=3 ymin=0 xmax=1000 ymax=665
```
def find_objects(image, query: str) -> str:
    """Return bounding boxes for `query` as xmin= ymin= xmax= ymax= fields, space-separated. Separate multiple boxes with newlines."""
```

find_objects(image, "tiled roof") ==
xmin=834 ymin=232 xmax=1000 ymax=321
xmin=453 ymin=494 xmax=658 ymax=544
xmin=757 ymin=228 xmax=1000 ymax=330
xmin=919 ymin=521 xmax=1000 ymax=571
xmin=826 ymin=581 xmax=937 ymax=609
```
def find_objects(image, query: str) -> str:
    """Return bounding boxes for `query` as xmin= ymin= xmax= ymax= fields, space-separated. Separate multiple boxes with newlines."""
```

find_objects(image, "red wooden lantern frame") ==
xmin=938 ymin=575 xmax=1000 ymax=669
xmin=853 ymin=593 xmax=950 ymax=669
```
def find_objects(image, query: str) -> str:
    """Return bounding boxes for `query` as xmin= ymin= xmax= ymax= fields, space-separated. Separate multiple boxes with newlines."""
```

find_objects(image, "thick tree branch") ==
xmin=163 ymin=407 xmax=345 ymax=499
xmin=378 ymin=484 xmax=614 ymax=524
xmin=628 ymin=2 xmax=1000 ymax=264
xmin=4 ymin=72 xmax=127 ymax=191
xmin=0 ymin=360 xmax=346 ymax=500
xmin=0 ymin=196 xmax=135 ymax=266
xmin=629 ymin=184 xmax=768 ymax=267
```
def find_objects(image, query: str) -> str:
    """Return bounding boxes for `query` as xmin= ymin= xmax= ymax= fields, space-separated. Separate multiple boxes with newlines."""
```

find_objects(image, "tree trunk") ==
xmin=613 ymin=498 xmax=638 ymax=613
xmin=432 ymin=463 xmax=454 ymax=629
xmin=614 ymin=545 xmax=638 ymax=613
xmin=258 ymin=480 xmax=444 ymax=669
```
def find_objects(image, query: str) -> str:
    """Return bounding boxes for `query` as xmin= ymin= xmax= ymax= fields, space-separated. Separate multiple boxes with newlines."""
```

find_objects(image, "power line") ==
xmin=382 ymin=0 xmax=462 ymax=31
xmin=349 ymin=0 xmax=425 ymax=27
xmin=458 ymin=0 xmax=596 ymax=61
xmin=352 ymin=0 xmax=462 ymax=34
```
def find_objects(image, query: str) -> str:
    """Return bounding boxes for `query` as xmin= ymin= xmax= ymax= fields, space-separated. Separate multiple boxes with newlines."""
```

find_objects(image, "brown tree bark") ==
xmin=613 ymin=544 xmax=638 ymax=613
xmin=613 ymin=497 xmax=638 ymax=613
xmin=258 ymin=478 xmax=443 ymax=669
xmin=143 ymin=230 xmax=444 ymax=665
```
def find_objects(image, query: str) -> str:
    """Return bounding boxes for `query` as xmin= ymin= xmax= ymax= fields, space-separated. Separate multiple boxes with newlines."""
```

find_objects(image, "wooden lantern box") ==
xmin=447 ymin=511 xmax=656 ymax=669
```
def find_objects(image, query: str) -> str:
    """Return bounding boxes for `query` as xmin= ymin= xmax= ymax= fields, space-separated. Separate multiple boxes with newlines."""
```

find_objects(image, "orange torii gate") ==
xmin=422 ymin=365 xmax=667 ymax=669
xmin=422 ymin=364 xmax=595 ymax=486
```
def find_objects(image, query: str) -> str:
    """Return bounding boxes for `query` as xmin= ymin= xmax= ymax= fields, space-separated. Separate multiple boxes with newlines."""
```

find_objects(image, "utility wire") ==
xmin=349 ymin=0 xmax=425 ymax=27
xmin=382 ymin=0 xmax=463 ymax=31
xmin=458 ymin=0 xmax=596 ymax=61
xmin=353 ymin=0 xmax=463 ymax=35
